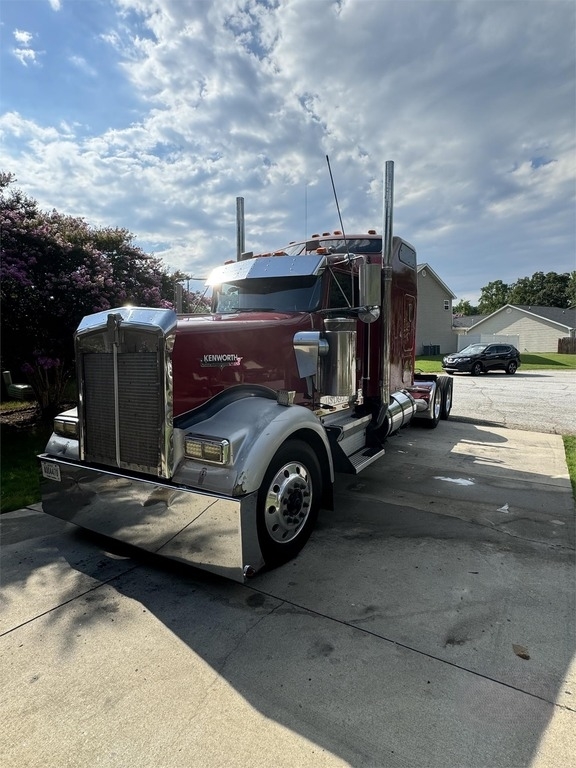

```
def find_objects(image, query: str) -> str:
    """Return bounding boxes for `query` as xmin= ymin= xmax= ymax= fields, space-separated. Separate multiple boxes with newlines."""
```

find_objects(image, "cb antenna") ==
xmin=325 ymin=155 xmax=350 ymax=259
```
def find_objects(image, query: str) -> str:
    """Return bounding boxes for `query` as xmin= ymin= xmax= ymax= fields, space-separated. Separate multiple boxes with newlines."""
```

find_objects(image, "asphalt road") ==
xmin=1 ymin=416 xmax=574 ymax=767
xmin=447 ymin=369 xmax=576 ymax=435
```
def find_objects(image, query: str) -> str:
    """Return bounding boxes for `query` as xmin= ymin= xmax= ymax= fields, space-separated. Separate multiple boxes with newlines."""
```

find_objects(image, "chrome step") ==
xmin=348 ymin=446 xmax=386 ymax=473
xmin=323 ymin=411 xmax=372 ymax=455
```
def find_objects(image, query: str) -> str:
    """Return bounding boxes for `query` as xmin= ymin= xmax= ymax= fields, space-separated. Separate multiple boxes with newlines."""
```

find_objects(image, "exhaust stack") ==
xmin=381 ymin=161 xmax=394 ymax=408
xmin=236 ymin=197 xmax=245 ymax=261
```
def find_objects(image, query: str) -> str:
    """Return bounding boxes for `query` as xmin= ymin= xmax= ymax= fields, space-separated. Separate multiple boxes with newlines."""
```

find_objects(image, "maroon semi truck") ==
xmin=39 ymin=163 xmax=453 ymax=582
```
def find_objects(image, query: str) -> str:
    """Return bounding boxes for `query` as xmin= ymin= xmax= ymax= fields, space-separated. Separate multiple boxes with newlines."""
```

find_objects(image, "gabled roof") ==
xmin=417 ymin=263 xmax=457 ymax=299
xmin=468 ymin=304 xmax=575 ymax=332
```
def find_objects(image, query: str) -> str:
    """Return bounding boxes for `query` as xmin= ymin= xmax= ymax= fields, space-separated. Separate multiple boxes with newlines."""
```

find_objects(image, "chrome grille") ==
xmin=118 ymin=353 xmax=160 ymax=470
xmin=76 ymin=307 xmax=177 ymax=478
xmin=84 ymin=352 xmax=161 ymax=474
xmin=84 ymin=354 xmax=116 ymax=464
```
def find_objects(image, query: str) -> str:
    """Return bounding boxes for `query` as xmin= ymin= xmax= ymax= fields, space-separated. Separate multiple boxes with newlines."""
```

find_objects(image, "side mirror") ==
xmin=358 ymin=260 xmax=381 ymax=324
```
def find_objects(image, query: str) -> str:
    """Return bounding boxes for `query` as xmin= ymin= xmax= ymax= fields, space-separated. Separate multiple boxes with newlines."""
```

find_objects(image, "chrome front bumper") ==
xmin=38 ymin=455 xmax=264 ymax=583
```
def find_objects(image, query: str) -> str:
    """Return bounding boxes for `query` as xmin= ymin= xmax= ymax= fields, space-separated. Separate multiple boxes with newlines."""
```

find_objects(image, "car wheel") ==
xmin=506 ymin=361 xmax=518 ymax=375
xmin=440 ymin=377 xmax=453 ymax=420
xmin=471 ymin=362 xmax=483 ymax=376
xmin=257 ymin=439 xmax=321 ymax=568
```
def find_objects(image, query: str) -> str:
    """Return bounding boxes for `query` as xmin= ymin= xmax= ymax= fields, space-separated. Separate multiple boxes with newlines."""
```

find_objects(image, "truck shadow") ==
xmin=2 ymin=420 xmax=574 ymax=767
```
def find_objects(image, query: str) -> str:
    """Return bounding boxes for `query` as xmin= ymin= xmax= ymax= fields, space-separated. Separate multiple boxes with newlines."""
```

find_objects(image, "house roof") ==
xmin=417 ymin=263 xmax=457 ymax=299
xmin=452 ymin=314 xmax=485 ymax=329
xmin=468 ymin=304 xmax=576 ymax=332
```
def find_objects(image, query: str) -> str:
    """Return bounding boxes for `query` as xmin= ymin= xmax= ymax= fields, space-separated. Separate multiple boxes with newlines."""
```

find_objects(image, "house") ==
xmin=460 ymin=305 xmax=576 ymax=353
xmin=416 ymin=263 xmax=457 ymax=354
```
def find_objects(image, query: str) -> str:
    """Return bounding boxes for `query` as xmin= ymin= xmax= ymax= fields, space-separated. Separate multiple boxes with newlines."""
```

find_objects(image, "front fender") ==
xmin=173 ymin=394 xmax=333 ymax=497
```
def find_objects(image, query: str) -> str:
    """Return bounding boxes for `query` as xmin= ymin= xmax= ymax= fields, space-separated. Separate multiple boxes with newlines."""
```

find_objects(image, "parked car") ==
xmin=442 ymin=343 xmax=521 ymax=376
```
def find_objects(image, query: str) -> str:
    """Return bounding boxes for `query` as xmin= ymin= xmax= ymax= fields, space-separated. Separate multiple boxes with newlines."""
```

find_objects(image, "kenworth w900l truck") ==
xmin=39 ymin=162 xmax=453 ymax=582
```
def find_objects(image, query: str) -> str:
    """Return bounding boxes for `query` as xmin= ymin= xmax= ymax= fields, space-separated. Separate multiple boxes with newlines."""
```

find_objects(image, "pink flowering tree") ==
xmin=0 ymin=173 xmax=205 ymax=417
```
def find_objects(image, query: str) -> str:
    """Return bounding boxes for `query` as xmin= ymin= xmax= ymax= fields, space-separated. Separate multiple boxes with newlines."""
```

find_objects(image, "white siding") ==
xmin=416 ymin=270 xmax=457 ymax=354
xmin=468 ymin=308 xmax=569 ymax=352
xmin=459 ymin=334 xmax=520 ymax=351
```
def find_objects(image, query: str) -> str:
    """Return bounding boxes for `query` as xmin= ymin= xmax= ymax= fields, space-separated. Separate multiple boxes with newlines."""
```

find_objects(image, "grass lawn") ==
xmin=2 ymin=355 xmax=575 ymax=514
xmin=1 ymin=417 xmax=52 ymax=513
xmin=564 ymin=436 xmax=576 ymax=499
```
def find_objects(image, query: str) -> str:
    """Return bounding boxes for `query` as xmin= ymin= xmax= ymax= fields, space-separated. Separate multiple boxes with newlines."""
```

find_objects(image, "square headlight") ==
xmin=53 ymin=416 xmax=79 ymax=439
xmin=184 ymin=436 xmax=230 ymax=465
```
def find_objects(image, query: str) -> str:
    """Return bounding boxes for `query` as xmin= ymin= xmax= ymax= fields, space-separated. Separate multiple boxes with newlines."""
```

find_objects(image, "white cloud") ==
xmin=14 ymin=29 xmax=33 ymax=45
xmin=2 ymin=0 xmax=575 ymax=303
xmin=12 ymin=47 xmax=37 ymax=67
xmin=12 ymin=28 xmax=40 ymax=67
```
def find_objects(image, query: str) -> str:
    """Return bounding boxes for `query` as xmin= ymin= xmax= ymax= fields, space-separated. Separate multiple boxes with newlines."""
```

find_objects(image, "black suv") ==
xmin=442 ymin=343 xmax=521 ymax=375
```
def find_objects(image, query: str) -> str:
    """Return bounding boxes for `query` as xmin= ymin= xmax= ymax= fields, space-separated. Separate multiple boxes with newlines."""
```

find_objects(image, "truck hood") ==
xmin=172 ymin=312 xmax=318 ymax=415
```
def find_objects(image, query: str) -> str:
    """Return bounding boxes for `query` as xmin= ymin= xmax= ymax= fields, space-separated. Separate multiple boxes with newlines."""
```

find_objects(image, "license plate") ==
xmin=41 ymin=461 xmax=61 ymax=482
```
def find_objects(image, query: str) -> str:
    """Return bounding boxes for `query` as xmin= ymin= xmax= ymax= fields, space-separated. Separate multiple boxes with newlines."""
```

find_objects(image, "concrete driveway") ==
xmin=1 ymin=418 xmax=574 ymax=767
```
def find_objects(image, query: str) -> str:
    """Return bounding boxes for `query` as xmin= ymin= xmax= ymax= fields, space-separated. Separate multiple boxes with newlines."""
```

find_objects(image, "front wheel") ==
xmin=506 ymin=361 xmax=518 ymax=375
xmin=257 ymin=439 xmax=322 ymax=568
xmin=471 ymin=361 xmax=483 ymax=376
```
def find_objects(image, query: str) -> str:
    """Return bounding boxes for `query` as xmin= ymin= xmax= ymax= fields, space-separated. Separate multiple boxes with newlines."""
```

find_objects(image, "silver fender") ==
xmin=173 ymin=395 xmax=334 ymax=499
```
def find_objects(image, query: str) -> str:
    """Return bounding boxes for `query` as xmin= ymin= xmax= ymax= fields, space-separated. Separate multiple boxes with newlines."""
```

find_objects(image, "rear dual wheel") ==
xmin=423 ymin=382 xmax=443 ymax=429
xmin=424 ymin=377 xmax=453 ymax=429
xmin=440 ymin=376 xmax=453 ymax=419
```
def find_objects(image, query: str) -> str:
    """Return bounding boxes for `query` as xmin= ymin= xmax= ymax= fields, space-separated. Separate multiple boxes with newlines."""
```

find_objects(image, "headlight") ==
xmin=184 ymin=435 xmax=231 ymax=465
xmin=53 ymin=416 xmax=79 ymax=439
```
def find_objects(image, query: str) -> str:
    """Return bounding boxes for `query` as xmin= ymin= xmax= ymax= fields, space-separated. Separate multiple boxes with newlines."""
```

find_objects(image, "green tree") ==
xmin=568 ymin=272 xmax=576 ymax=307
xmin=0 ymin=175 xmax=193 ymax=415
xmin=453 ymin=299 xmax=478 ymax=315
xmin=508 ymin=271 xmax=572 ymax=308
xmin=477 ymin=280 xmax=510 ymax=315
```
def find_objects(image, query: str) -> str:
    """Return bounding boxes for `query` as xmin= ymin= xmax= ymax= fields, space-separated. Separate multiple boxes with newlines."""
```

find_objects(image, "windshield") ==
xmin=213 ymin=275 xmax=322 ymax=314
xmin=459 ymin=344 xmax=488 ymax=355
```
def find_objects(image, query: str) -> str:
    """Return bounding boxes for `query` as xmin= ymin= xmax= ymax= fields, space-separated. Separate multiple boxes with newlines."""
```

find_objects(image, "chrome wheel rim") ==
xmin=264 ymin=460 xmax=312 ymax=544
xmin=433 ymin=386 xmax=442 ymax=419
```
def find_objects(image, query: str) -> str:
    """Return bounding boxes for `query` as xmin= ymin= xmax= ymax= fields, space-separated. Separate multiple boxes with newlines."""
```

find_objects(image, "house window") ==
xmin=444 ymin=300 xmax=450 ymax=311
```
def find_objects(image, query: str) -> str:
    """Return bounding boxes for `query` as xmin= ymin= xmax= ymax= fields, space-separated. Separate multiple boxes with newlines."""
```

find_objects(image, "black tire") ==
xmin=506 ymin=361 xmax=518 ymax=375
xmin=423 ymin=382 xmax=442 ymax=429
xmin=440 ymin=376 xmax=453 ymax=420
xmin=471 ymin=361 xmax=483 ymax=376
xmin=257 ymin=439 xmax=322 ymax=568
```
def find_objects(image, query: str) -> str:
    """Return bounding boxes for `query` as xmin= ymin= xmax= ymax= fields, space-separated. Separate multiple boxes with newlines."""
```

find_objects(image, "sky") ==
xmin=1 ymin=0 xmax=575 ymax=304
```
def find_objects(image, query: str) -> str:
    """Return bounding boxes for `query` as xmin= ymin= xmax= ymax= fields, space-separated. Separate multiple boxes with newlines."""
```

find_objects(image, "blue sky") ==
xmin=1 ymin=0 xmax=574 ymax=303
